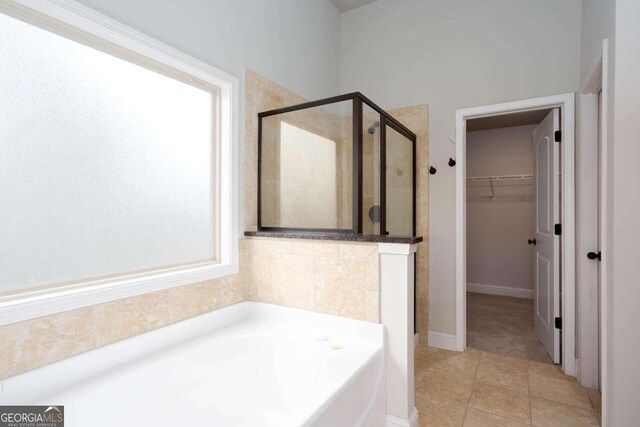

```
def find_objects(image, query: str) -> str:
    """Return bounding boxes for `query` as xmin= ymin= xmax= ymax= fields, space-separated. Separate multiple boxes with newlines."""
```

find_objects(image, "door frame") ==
xmin=455 ymin=93 xmax=576 ymax=377
xmin=577 ymin=40 xmax=609 ymax=394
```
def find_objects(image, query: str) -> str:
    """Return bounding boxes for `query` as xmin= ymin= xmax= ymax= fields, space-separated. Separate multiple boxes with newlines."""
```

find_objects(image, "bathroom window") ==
xmin=0 ymin=2 xmax=238 ymax=324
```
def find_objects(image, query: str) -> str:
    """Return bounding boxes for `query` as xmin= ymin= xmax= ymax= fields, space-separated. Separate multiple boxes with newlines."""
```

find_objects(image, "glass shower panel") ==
xmin=385 ymin=125 xmax=414 ymax=237
xmin=260 ymin=101 xmax=353 ymax=230
xmin=362 ymin=104 xmax=381 ymax=235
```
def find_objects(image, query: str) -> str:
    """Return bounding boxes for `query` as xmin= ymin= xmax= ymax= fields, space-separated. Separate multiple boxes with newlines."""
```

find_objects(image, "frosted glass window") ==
xmin=0 ymin=14 xmax=217 ymax=292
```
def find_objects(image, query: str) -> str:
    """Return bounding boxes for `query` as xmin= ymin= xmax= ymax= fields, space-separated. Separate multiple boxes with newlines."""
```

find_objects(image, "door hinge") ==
xmin=554 ymin=130 xmax=562 ymax=142
xmin=554 ymin=223 xmax=562 ymax=236
xmin=555 ymin=317 xmax=562 ymax=329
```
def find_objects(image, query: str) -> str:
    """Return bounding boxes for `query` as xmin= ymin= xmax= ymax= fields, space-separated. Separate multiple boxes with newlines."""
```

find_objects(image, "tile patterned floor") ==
xmin=466 ymin=292 xmax=552 ymax=364
xmin=415 ymin=346 xmax=602 ymax=426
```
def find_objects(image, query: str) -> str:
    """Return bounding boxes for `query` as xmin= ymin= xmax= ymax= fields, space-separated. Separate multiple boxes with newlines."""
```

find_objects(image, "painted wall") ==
xmin=610 ymin=0 xmax=640 ymax=423
xmin=466 ymin=125 xmax=535 ymax=292
xmin=581 ymin=0 xmax=615 ymax=83
xmin=74 ymin=0 xmax=341 ymax=101
xmin=339 ymin=0 xmax=582 ymax=335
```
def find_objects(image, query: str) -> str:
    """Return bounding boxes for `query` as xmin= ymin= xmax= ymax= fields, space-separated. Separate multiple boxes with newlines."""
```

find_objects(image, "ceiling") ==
xmin=466 ymin=109 xmax=553 ymax=132
xmin=331 ymin=0 xmax=378 ymax=13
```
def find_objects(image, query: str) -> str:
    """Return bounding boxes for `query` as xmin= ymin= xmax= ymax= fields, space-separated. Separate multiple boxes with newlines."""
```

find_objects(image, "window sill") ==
xmin=0 ymin=261 xmax=238 ymax=326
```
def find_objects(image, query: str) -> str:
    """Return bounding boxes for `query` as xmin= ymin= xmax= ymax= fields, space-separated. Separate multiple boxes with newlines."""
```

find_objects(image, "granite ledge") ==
xmin=244 ymin=231 xmax=423 ymax=244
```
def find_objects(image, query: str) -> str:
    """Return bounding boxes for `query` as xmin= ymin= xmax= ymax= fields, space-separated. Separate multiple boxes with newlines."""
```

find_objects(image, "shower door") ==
xmin=381 ymin=118 xmax=416 ymax=237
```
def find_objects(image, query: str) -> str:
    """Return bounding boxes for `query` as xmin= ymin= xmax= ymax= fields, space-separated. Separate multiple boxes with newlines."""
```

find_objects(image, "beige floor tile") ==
xmin=445 ymin=350 xmax=482 ymax=379
xmin=529 ymin=373 xmax=592 ymax=409
xmin=586 ymin=387 xmax=602 ymax=416
xmin=507 ymin=336 xmax=553 ymax=364
xmin=468 ymin=293 xmax=532 ymax=309
xmin=476 ymin=359 xmax=529 ymax=394
xmin=464 ymin=408 xmax=531 ymax=427
xmin=415 ymin=346 xmax=459 ymax=372
xmin=528 ymin=361 xmax=573 ymax=381
xmin=416 ymin=364 xmax=475 ymax=404
xmin=480 ymin=351 xmax=530 ymax=370
xmin=416 ymin=394 xmax=468 ymax=427
xmin=466 ymin=293 xmax=553 ymax=365
xmin=469 ymin=383 xmax=531 ymax=424
xmin=467 ymin=333 xmax=527 ymax=359
xmin=530 ymin=396 xmax=599 ymax=427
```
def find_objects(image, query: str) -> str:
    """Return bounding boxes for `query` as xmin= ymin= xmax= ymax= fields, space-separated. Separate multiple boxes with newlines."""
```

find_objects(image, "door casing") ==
xmin=577 ymin=39 xmax=609 ymax=397
xmin=455 ymin=93 xmax=576 ymax=377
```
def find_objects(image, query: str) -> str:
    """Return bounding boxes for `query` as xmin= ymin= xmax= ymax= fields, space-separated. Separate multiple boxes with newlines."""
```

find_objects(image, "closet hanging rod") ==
xmin=466 ymin=174 xmax=534 ymax=182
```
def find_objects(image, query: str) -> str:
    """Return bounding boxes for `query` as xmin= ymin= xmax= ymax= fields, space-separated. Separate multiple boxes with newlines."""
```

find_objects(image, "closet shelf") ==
xmin=466 ymin=174 xmax=533 ymax=182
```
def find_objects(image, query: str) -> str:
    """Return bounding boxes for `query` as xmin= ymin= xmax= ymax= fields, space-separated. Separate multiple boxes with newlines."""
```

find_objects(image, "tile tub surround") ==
xmin=244 ymin=237 xmax=380 ymax=322
xmin=1 ymin=302 xmax=386 ymax=426
xmin=0 ymin=275 xmax=246 ymax=380
xmin=415 ymin=346 xmax=601 ymax=426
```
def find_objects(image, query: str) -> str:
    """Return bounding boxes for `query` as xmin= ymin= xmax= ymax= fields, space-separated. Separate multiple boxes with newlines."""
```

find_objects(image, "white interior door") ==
xmin=533 ymin=109 xmax=561 ymax=363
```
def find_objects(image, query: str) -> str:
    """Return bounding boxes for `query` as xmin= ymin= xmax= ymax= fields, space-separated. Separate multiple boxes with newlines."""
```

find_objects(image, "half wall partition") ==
xmin=258 ymin=92 xmax=417 ymax=238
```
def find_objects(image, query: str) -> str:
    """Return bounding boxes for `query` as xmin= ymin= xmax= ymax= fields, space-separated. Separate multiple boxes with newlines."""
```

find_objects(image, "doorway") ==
xmin=455 ymin=93 xmax=576 ymax=376
xmin=465 ymin=109 xmax=556 ymax=364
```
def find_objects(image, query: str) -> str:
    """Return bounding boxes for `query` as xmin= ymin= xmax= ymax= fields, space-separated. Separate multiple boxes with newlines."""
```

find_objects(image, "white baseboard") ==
xmin=467 ymin=282 xmax=533 ymax=299
xmin=427 ymin=330 xmax=458 ymax=351
xmin=387 ymin=407 xmax=419 ymax=427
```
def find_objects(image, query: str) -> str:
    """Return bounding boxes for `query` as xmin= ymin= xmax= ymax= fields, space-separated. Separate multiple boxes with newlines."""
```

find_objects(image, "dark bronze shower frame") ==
xmin=257 ymin=92 xmax=417 ymax=237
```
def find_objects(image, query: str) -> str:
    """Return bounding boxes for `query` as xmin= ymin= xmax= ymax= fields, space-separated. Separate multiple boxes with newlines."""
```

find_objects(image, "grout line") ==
xmin=528 ymin=361 xmax=534 ymax=425
xmin=462 ymin=351 xmax=482 ymax=424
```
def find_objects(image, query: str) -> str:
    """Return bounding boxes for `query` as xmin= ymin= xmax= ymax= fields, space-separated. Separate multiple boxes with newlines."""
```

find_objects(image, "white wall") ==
xmin=466 ymin=125 xmax=535 ymax=292
xmin=74 ymin=0 xmax=341 ymax=101
xmin=340 ymin=0 xmax=582 ymax=334
xmin=610 ymin=0 xmax=640 ymax=423
xmin=581 ymin=0 xmax=615 ymax=83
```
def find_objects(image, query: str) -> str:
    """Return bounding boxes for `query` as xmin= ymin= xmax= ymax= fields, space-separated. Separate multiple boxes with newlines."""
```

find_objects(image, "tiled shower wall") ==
xmin=0 ymin=69 xmax=427 ymax=380
xmin=245 ymin=69 xmax=428 ymax=337
xmin=242 ymin=69 xmax=380 ymax=321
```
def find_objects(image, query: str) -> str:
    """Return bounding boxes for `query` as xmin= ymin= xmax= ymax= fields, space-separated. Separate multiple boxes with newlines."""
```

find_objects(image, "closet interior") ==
xmin=465 ymin=108 xmax=556 ymax=364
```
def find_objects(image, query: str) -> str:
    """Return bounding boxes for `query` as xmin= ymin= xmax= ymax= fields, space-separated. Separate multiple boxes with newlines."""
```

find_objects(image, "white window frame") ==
xmin=0 ymin=0 xmax=240 ymax=325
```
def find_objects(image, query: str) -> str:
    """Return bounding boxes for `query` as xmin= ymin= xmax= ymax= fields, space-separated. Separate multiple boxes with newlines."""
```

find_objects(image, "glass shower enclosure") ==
xmin=258 ymin=92 xmax=417 ymax=238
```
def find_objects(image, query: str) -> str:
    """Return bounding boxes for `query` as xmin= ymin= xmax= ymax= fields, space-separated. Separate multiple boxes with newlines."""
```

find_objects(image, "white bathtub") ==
xmin=0 ymin=302 xmax=386 ymax=426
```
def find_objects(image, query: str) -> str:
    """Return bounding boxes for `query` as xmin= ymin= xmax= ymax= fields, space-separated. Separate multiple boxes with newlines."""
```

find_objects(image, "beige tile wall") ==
xmin=245 ymin=238 xmax=379 ymax=322
xmin=0 ymin=274 xmax=246 ymax=380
